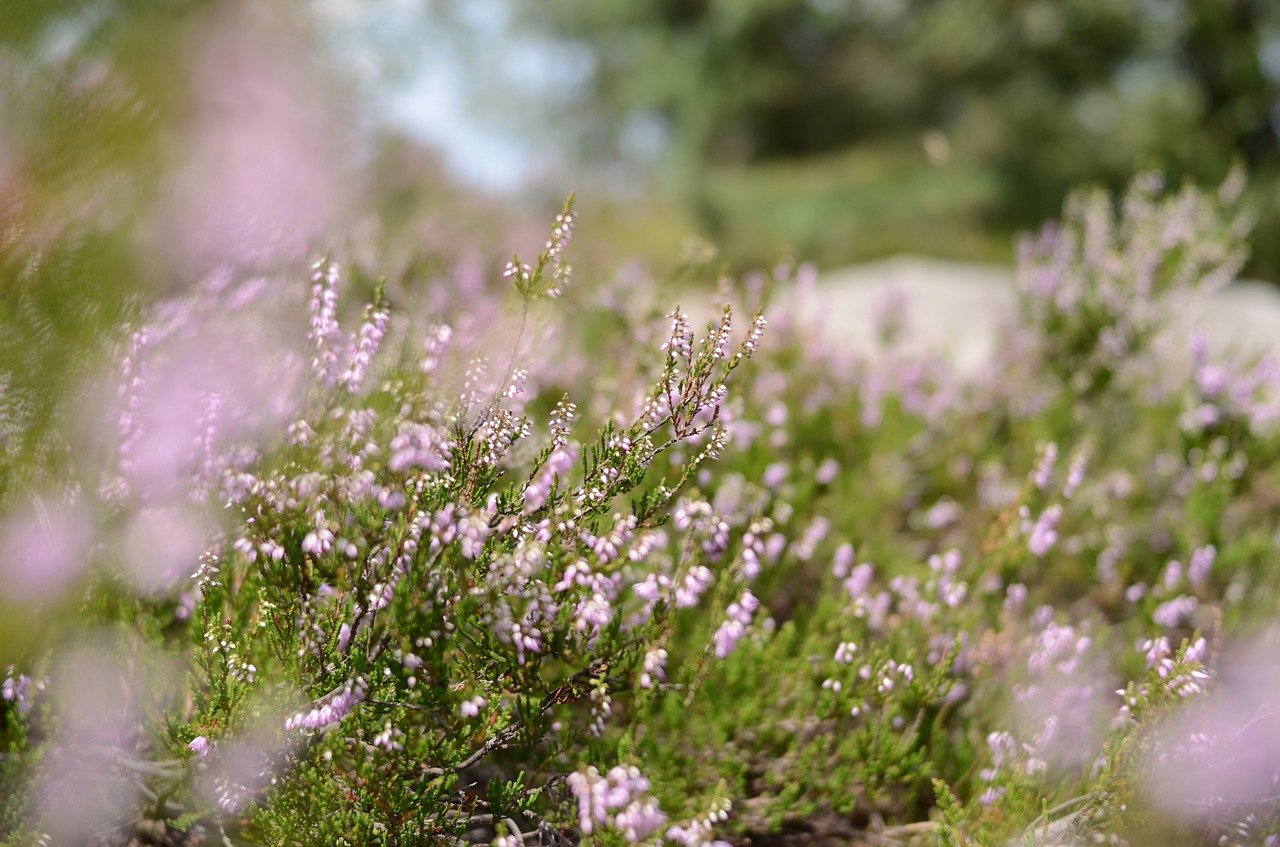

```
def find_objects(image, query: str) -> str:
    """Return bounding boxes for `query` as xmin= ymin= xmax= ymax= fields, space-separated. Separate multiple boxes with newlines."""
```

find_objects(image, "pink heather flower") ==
xmin=548 ymin=399 xmax=577 ymax=448
xmin=556 ymin=560 xmax=595 ymax=593
xmin=604 ymin=765 xmax=650 ymax=808
xmin=843 ymin=563 xmax=874 ymax=604
xmin=157 ymin=6 xmax=349 ymax=267
xmin=510 ymin=622 xmax=543 ymax=665
xmin=1188 ymin=545 xmax=1216 ymax=587
xmin=701 ymin=515 xmax=731 ymax=561
xmin=372 ymin=721 xmax=405 ymax=751
xmin=1032 ymin=442 xmax=1058 ymax=489
xmin=575 ymin=593 xmax=614 ymax=633
xmin=377 ymin=486 xmax=407 ymax=510
xmin=1027 ymin=504 xmax=1063 ymax=557
xmin=713 ymin=590 xmax=759 ymax=659
xmin=675 ymin=566 xmax=714 ymax=609
xmin=460 ymin=696 xmax=487 ymax=718
xmin=2 ymin=666 xmax=41 ymax=716
xmin=666 ymin=807 xmax=732 ymax=847
xmin=300 ymin=515 xmax=334 ymax=556
xmin=591 ymin=514 xmax=637 ymax=565
xmin=285 ymin=678 xmax=367 ymax=731
xmin=567 ymin=767 xmax=609 ymax=835
xmin=188 ymin=736 xmax=211 ymax=759
xmin=340 ymin=301 xmax=389 ymax=394
xmin=456 ymin=509 xmax=493 ymax=560
xmin=765 ymin=532 xmax=786 ymax=564
xmin=792 ymin=516 xmax=829 ymax=561
xmin=923 ymin=497 xmax=962 ymax=529
xmin=707 ymin=309 xmax=733 ymax=360
xmin=978 ymin=786 xmax=1006 ymax=806
xmin=1028 ymin=621 xmax=1088 ymax=676
xmin=815 ymin=458 xmax=840 ymax=485
xmin=420 ymin=324 xmax=453 ymax=374
xmin=639 ymin=648 xmax=668 ymax=689
xmin=0 ymin=497 xmax=91 ymax=603
xmin=661 ymin=311 xmax=694 ymax=359
xmin=831 ymin=543 xmax=855 ymax=579
xmin=615 ymin=797 xmax=668 ymax=842
xmin=1062 ymin=448 xmax=1088 ymax=498
xmin=388 ymin=422 xmax=454 ymax=473
xmin=739 ymin=313 xmax=767 ymax=358
xmin=1146 ymin=636 xmax=1280 ymax=821
xmin=1153 ymin=595 xmax=1198 ymax=628
xmin=632 ymin=573 xmax=672 ymax=604
xmin=762 ymin=462 xmax=789 ymax=489
xmin=307 ymin=258 xmax=345 ymax=387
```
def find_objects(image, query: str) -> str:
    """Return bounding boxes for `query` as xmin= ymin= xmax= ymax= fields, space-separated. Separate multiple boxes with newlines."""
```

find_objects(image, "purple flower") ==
xmin=0 ymin=498 xmax=91 ymax=603
xmin=1188 ymin=545 xmax=1216 ymax=587
xmin=285 ymin=678 xmax=367 ymax=732
xmin=1027 ymin=505 xmax=1062 ymax=557
xmin=675 ymin=566 xmax=714 ymax=609
xmin=340 ymin=301 xmax=389 ymax=394
xmin=574 ymin=593 xmax=614 ymax=633
xmin=388 ymin=422 xmax=454 ymax=473
xmin=640 ymin=648 xmax=668 ymax=689
xmin=567 ymin=767 xmax=609 ymax=835
xmin=815 ymin=458 xmax=840 ymax=485
xmin=188 ymin=735 xmax=211 ymax=759
xmin=1032 ymin=442 xmax=1058 ymax=489
xmin=1 ymin=667 xmax=40 ymax=716
xmin=1062 ymin=449 xmax=1088 ymax=498
xmin=712 ymin=590 xmax=759 ymax=659
xmin=1153 ymin=595 xmax=1198 ymax=628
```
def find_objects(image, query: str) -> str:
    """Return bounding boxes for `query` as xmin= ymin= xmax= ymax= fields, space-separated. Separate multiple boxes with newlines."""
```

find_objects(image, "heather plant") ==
xmin=5 ymin=169 xmax=1280 ymax=847
xmin=535 ymin=172 xmax=1280 ymax=846
xmin=0 ymin=198 xmax=767 ymax=845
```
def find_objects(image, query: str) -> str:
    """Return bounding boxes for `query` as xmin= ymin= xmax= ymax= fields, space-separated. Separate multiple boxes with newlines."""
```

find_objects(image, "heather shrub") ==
xmin=4 ymin=171 xmax=1280 ymax=847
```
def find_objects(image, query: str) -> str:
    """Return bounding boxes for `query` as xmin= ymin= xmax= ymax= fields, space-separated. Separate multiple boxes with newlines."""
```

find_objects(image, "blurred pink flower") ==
xmin=35 ymin=642 xmax=180 ymax=844
xmin=1147 ymin=633 xmax=1280 ymax=819
xmin=113 ymin=320 xmax=298 ymax=502
xmin=151 ymin=3 xmax=354 ymax=268
xmin=0 ymin=496 xmax=91 ymax=604
xmin=122 ymin=505 xmax=208 ymax=591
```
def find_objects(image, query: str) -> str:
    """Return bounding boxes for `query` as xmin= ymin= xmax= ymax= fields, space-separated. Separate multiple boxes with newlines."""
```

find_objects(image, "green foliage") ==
xmin=4 ymin=91 xmax=1280 ymax=846
xmin=526 ymin=0 xmax=1280 ymax=277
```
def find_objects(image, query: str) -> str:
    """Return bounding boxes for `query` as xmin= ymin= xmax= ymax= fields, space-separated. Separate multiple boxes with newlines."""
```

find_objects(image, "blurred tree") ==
xmin=525 ymin=0 xmax=1280 ymax=275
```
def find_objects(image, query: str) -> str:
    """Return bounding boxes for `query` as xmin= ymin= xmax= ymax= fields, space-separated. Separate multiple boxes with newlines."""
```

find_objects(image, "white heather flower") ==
xmin=662 ymin=311 xmax=693 ymax=359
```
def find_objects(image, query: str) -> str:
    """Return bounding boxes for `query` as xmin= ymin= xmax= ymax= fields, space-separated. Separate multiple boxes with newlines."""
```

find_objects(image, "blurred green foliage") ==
xmin=526 ymin=0 xmax=1280 ymax=277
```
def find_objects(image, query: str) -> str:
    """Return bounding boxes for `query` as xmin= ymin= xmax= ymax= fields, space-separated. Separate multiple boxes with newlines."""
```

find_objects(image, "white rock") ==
xmin=779 ymin=255 xmax=1280 ymax=374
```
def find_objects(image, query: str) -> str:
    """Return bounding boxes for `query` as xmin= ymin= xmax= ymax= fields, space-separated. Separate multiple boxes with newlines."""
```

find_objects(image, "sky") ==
xmin=315 ymin=0 xmax=594 ymax=193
